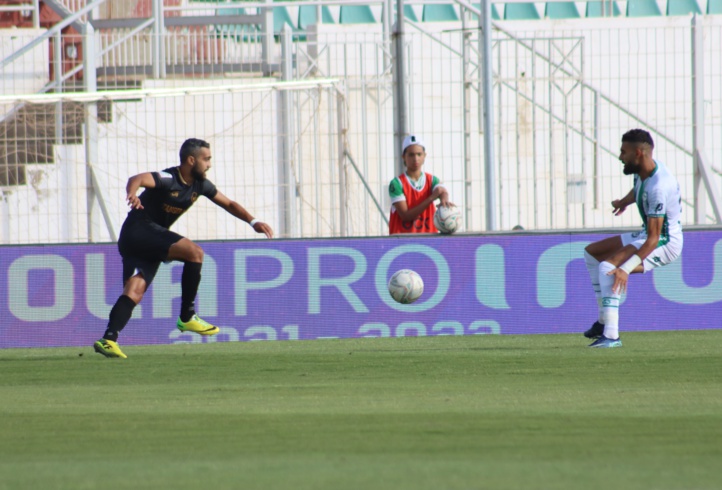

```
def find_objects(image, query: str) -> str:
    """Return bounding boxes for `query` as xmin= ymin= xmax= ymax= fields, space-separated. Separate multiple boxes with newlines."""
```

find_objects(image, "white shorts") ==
xmin=621 ymin=230 xmax=683 ymax=272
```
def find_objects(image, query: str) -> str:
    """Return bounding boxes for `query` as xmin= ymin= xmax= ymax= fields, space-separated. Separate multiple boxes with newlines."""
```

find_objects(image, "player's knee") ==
xmin=123 ymin=285 xmax=144 ymax=304
xmin=188 ymin=243 xmax=204 ymax=263
xmin=599 ymin=261 xmax=615 ymax=274
xmin=123 ymin=276 xmax=147 ymax=303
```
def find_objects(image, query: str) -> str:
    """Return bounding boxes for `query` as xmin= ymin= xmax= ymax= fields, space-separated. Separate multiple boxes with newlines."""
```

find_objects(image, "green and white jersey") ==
xmin=389 ymin=172 xmax=443 ymax=206
xmin=634 ymin=160 xmax=682 ymax=245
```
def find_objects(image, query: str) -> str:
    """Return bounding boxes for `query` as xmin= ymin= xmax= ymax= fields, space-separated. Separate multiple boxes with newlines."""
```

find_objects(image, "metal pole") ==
xmin=548 ymin=43 xmax=554 ymax=229
xmin=0 ymin=190 xmax=8 ymax=242
xmin=261 ymin=0 xmax=273 ymax=76
xmin=393 ymin=0 xmax=408 ymax=177
xmin=383 ymin=0 xmax=392 ymax=67
xmin=690 ymin=15 xmax=721 ymax=222
xmin=32 ymin=0 xmax=39 ymax=28
xmin=277 ymin=25 xmax=294 ymax=237
xmin=152 ymin=0 xmax=165 ymax=78
xmin=83 ymin=24 xmax=98 ymax=242
xmin=462 ymin=10 xmax=472 ymax=229
xmin=54 ymin=31 xmax=63 ymax=146
xmin=82 ymin=24 xmax=118 ymax=242
xmin=337 ymin=92 xmax=348 ymax=237
xmin=580 ymin=40 xmax=587 ymax=225
xmin=692 ymin=14 xmax=706 ymax=224
xmin=480 ymin=0 xmax=496 ymax=230
xmin=531 ymin=40 xmax=538 ymax=227
xmin=593 ymin=89 xmax=600 ymax=209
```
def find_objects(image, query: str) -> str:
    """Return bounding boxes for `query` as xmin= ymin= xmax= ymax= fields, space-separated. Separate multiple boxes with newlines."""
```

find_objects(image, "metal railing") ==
xmin=1 ymin=0 xmax=721 ymax=244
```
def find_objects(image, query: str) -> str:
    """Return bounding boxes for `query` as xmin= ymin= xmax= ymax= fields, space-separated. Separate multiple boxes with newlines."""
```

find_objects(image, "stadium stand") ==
xmin=626 ymin=0 xmax=663 ymax=16
xmin=666 ymin=0 xmax=702 ymax=14
xmin=708 ymin=0 xmax=722 ymax=13
xmin=422 ymin=4 xmax=460 ymax=21
xmin=545 ymin=2 xmax=582 ymax=18
xmin=404 ymin=5 xmax=419 ymax=21
xmin=504 ymin=2 xmax=541 ymax=19
xmin=298 ymin=5 xmax=335 ymax=30
xmin=274 ymin=6 xmax=298 ymax=33
xmin=215 ymin=7 xmax=257 ymax=41
xmin=339 ymin=5 xmax=376 ymax=23
xmin=585 ymin=1 xmax=622 ymax=16
xmin=472 ymin=3 xmax=502 ymax=20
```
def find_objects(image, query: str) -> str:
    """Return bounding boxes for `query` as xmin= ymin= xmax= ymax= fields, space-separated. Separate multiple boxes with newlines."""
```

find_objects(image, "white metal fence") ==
xmin=2 ymin=4 xmax=722 ymax=244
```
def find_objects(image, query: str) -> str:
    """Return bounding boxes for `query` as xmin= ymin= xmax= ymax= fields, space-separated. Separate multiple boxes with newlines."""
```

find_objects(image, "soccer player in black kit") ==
xmin=94 ymin=138 xmax=273 ymax=358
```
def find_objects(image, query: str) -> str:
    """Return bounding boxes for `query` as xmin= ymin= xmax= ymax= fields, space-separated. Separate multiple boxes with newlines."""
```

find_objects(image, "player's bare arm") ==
xmin=211 ymin=190 xmax=274 ymax=238
xmin=125 ymin=172 xmax=156 ymax=209
xmin=437 ymin=186 xmax=455 ymax=208
xmin=393 ymin=186 xmax=444 ymax=222
xmin=612 ymin=188 xmax=635 ymax=216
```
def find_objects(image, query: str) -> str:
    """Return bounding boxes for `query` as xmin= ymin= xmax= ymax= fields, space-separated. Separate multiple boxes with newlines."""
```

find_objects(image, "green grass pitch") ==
xmin=1 ymin=331 xmax=721 ymax=490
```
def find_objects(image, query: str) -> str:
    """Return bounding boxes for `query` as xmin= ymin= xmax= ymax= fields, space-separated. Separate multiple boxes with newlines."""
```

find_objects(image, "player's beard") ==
xmin=191 ymin=165 xmax=207 ymax=181
xmin=622 ymin=160 xmax=639 ymax=175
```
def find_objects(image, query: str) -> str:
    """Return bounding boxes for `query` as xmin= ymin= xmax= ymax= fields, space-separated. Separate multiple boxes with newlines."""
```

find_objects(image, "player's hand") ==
xmin=252 ymin=221 xmax=274 ymax=239
xmin=439 ymin=200 xmax=455 ymax=208
xmin=612 ymin=199 xmax=627 ymax=216
xmin=607 ymin=267 xmax=629 ymax=295
xmin=127 ymin=194 xmax=143 ymax=209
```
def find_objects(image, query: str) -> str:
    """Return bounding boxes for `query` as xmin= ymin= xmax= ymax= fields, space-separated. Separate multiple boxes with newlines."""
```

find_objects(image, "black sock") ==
xmin=103 ymin=295 xmax=137 ymax=341
xmin=180 ymin=261 xmax=202 ymax=322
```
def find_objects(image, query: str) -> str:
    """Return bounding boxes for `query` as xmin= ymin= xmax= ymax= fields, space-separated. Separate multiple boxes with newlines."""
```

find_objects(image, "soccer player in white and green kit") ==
xmin=582 ymin=129 xmax=683 ymax=348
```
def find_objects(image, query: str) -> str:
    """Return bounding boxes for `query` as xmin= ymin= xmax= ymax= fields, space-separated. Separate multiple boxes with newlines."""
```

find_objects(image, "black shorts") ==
xmin=117 ymin=218 xmax=184 ymax=285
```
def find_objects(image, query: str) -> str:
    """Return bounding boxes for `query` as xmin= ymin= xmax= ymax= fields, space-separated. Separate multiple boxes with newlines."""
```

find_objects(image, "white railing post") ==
xmin=152 ymin=0 xmax=166 ymax=78
xmin=480 ymin=0 xmax=497 ymax=230
xmin=691 ymin=14 xmax=722 ymax=223
xmin=54 ymin=31 xmax=63 ymax=145
xmin=277 ymin=25 xmax=295 ymax=238
xmin=83 ymin=24 xmax=97 ymax=241
xmin=337 ymin=91 xmax=348 ymax=237
xmin=462 ymin=4 xmax=472 ymax=229
xmin=692 ymin=14 xmax=706 ymax=224
xmin=393 ymin=0 xmax=408 ymax=177
xmin=261 ymin=0 xmax=273 ymax=76
xmin=82 ymin=23 xmax=118 ymax=242
xmin=33 ymin=0 xmax=40 ymax=28
xmin=593 ymin=89 xmax=600 ymax=209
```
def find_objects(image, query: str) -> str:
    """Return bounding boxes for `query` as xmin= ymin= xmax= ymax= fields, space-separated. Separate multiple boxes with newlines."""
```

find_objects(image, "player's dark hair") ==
xmin=622 ymin=129 xmax=654 ymax=149
xmin=179 ymin=138 xmax=210 ymax=163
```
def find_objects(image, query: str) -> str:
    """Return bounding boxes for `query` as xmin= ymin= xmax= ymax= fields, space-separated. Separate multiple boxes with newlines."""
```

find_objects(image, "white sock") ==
xmin=584 ymin=250 xmax=604 ymax=323
xmin=598 ymin=261 xmax=620 ymax=339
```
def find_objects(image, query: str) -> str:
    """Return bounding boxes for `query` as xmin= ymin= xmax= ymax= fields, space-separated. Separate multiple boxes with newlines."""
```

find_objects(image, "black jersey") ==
xmin=125 ymin=167 xmax=218 ymax=229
